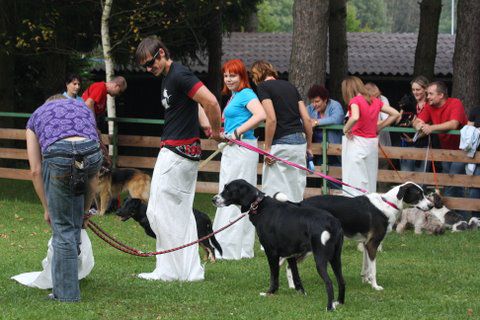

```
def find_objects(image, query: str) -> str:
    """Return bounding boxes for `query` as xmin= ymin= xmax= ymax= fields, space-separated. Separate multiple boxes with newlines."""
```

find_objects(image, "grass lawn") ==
xmin=1 ymin=178 xmax=479 ymax=320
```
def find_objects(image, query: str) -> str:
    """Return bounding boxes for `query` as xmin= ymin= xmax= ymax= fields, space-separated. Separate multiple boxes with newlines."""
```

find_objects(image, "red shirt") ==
xmin=417 ymin=98 xmax=467 ymax=150
xmin=348 ymin=95 xmax=383 ymax=138
xmin=81 ymin=82 xmax=107 ymax=116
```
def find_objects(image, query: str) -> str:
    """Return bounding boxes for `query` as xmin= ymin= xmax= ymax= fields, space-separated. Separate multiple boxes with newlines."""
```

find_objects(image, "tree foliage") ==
xmin=257 ymin=0 xmax=293 ymax=32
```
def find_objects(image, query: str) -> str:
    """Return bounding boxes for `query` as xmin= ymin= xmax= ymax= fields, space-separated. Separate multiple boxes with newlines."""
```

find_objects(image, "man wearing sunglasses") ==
xmin=135 ymin=36 xmax=222 ymax=282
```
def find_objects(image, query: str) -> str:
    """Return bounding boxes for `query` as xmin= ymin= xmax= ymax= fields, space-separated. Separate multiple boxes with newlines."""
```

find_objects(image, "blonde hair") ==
xmin=341 ymin=76 xmax=371 ymax=105
xmin=410 ymin=75 xmax=429 ymax=89
xmin=250 ymin=60 xmax=278 ymax=84
xmin=45 ymin=94 xmax=68 ymax=102
xmin=364 ymin=82 xmax=381 ymax=98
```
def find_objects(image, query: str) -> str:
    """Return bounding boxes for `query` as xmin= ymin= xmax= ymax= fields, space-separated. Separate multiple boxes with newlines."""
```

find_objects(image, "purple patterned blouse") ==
xmin=26 ymin=99 xmax=99 ymax=153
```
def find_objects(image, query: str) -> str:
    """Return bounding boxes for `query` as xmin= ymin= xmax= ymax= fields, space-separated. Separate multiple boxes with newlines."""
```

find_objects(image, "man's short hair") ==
xmin=428 ymin=81 xmax=449 ymax=97
xmin=111 ymin=76 xmax=127 ymax=91
xmin=135 ymin=36 xmax=170 ymax=64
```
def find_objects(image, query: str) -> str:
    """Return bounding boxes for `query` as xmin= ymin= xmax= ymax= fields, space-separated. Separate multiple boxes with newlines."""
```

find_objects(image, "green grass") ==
xmin=1 ymin=178 xmax=479 ymax=319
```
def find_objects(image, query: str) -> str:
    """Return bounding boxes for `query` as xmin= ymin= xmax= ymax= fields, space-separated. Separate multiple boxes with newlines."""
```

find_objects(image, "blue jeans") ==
xmin=42 ymin=139 xmax=102 ymax=302
xmin=273 ymin=132 xmax=306 ymax=145
xmin=442 ymin=161 xmax=466 ymax=198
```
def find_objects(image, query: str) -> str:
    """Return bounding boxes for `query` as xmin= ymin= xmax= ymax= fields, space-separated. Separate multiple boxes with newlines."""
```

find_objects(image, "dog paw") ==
xmin=332 ymin=301 xmax=342 ymax=309
xmin=259 ymin=292 xmax=273 ymax=297
xmin=372 ymin=284 xmax=384 ymax=291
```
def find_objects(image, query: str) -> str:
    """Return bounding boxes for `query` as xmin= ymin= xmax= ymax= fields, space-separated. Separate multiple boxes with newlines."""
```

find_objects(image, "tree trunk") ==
xmin=0 ymin=0 xmax=15 ymax=118
xmin=205 ymin=9 xmax=223 ymax=102
xmin=328 ymin=0 xmax=348 ymax=104
xmin=452 ymin=0 xmax=480 ymax=112
xmin=245 ymin=11 xmax=258 ymax=32
xmin=413 ymin=0 xmax=441 ymax=80
xmin=289 ymin=0 xmax=329 ymax=100
xmin=101 ymin=0 xmax=115 ymax=154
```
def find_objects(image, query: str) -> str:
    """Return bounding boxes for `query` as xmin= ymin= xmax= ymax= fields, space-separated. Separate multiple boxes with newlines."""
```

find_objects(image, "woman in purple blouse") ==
xmin=26 ymin=95 xmax=102 ymax=302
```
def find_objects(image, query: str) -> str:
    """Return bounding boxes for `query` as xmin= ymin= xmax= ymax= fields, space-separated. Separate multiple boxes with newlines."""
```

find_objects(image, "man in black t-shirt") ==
xmin=135 ymin=36 xmax=222 ymax=282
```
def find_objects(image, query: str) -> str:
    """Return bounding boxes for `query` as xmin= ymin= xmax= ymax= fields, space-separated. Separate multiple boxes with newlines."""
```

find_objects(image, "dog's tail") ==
xmin=209 ymin=234 xmax=223 ymax=256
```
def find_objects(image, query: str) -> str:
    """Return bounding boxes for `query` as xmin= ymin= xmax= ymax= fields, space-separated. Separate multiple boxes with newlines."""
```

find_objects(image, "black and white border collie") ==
xmin=295 ymin=182 xmax=433 ymax=291
xmin=212 ymin=179 xmax=345 ymax=311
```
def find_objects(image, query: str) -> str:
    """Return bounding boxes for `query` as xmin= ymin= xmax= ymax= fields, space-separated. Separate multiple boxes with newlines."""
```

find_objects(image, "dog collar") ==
xmin=249 ymin=194 xmax=265 ymax=215
xmin=381 ymin=197 xmax=399 ymax=211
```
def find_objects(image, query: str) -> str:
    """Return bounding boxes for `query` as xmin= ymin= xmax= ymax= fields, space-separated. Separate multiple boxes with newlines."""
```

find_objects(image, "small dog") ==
xmin=426 ymin=192 xmax=470 ymax=231
xmin=116 ymin=197 xmax=223 ymax=262
xmin=97 ymin=168 xmax=151 ymax=215
xmin=297 ymin=182 xmax=433 ymax=291
xmin=213 ymin=179 xmax=345 ymax=311
xmin=396 ymin=208 xmax=445 ymax=235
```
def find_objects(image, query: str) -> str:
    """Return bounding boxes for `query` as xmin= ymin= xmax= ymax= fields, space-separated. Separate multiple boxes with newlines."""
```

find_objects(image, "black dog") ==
xmin=396 ymin=93 xmax=417 ymax=127
xmin=212 ymin=179 xmax=345 ymax=311
xmin=296 ymin=182 xmax=433 ymax=291
xmin=116 ymin=197 xmax=223 ymax=262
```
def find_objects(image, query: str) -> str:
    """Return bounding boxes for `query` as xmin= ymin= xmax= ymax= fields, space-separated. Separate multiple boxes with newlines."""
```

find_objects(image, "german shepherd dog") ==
xmin=116 ymin=197 xmax=223 ymax=262
xmin=97 ymin=168 xmax=150 ymax=215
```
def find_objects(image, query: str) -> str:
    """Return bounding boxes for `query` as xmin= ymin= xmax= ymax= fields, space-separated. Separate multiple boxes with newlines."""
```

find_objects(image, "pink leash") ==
xmin=225 ymin=138 xmax=400 ymax=210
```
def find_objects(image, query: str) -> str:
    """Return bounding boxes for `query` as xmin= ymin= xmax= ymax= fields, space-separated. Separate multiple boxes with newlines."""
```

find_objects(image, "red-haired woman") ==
xmin=212 ymin=59 xmax=266 ymax=260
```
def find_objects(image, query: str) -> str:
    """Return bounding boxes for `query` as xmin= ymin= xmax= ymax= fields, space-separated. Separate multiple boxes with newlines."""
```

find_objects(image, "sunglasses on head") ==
xmin=142 ymin=49 xmax=160 ymax=69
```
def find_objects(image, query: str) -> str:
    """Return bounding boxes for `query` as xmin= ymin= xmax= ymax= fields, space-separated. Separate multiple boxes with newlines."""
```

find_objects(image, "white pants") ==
xmin=11 ymin=229 xmax=94 ymax=289
xmin=262 ymin=143 xmax=307 ymax=202
xmin=213 ymin=140 xmax=258 ymax=260
xmin=138 ymin=148 xmax=204 ymax=281
xmin=342 ymin=135 xmax=378 ymax=197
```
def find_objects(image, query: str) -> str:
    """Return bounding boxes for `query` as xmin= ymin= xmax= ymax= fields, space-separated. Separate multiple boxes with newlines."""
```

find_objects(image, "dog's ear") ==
xmin=433 ymin=193 xmax=443 ymax=209
xmin=396 ymin=185 xmax=408 ymax=200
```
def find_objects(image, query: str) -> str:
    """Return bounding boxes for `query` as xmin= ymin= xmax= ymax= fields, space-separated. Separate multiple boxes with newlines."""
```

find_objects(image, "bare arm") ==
xmin=377 ymin=104 xmax=400 ymax=131
xmin=198 ymin=104 xmax=212 ymax=136
xmin=26 ymin=129 xmax=49 ymax=224
xmin=298 ymin=101 xmax=313 ymax=155
xmin=192 ymin=86 xmax=222 ymax=141
xmin=235 ymin=98 xmax=266 ymax=136
xmin=84 ymin=98 xmax=96 ymax=114
xmin=261 ymin=99 xmax=277 ymax=152
xmin=418 ymin=120 xmax=461 ymax=135
xmin=343 ymin=104 xmax=360 ymax=138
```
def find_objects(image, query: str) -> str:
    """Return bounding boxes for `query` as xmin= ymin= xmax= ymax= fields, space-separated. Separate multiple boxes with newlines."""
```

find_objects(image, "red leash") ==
xmin=378 ymin=143 xmax=403 ymax=181
xmin=87 ymin=213 xmax=246 ymax=257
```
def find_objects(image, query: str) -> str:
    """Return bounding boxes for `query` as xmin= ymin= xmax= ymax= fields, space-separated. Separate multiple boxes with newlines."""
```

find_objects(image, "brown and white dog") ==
xmin=96 ymin=168 xmax=150 ymax=215
xmin=396 ymin=207 xmax=445 ymax=235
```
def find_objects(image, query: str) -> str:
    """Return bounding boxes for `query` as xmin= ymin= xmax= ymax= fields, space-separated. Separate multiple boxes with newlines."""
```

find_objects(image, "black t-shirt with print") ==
xmin=256 ymin=79 xmax=304 ymax=140
xmin=161 ymin=62 xmax=202 ymax=141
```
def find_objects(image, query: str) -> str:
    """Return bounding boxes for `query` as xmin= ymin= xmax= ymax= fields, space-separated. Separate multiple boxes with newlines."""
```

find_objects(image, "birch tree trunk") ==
xmin=452 ymin=0 xmax=480 ymax=112
xmin=101 ymin=0 xmax=115 ymax=154
xmin=289 ymin=0 xmax=329 ymax=100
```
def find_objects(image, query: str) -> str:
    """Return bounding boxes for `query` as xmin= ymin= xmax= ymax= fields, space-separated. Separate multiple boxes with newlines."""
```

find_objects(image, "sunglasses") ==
xmin=142 ymin=49 xmax=160 ymax=69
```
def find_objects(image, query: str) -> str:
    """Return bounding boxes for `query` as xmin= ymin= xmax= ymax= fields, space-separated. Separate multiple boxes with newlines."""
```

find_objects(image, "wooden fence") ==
xmin=1 ymin=115 xmax=479 ymax=212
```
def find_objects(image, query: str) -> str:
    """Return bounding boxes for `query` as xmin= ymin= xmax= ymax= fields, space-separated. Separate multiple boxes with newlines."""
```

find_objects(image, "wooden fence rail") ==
xmin=1 ymin=125 xmax=480 ymax=212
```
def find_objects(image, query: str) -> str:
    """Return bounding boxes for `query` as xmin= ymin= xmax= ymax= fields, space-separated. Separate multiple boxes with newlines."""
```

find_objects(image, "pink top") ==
xmin=348 ymin=95 xmax=383 ymax=138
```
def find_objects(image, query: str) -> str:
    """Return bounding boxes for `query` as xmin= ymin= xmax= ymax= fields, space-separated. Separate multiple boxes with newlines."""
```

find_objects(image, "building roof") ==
xmin=96 ymin=32 xmax=455 ymax=77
